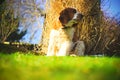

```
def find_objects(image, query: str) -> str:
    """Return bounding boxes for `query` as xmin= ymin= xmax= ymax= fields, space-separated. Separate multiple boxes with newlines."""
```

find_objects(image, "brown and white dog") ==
xmin=47 ymin=8 xmax=85 ymax=56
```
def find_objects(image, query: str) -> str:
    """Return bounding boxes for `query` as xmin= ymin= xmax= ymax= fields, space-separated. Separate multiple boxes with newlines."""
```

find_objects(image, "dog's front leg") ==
xmin=56 ymin=41 xmax=72 ymax=56
xmin=47 ymin=42 xmax=55 ymax=56
xmin=47 ymin=30 xmax=57 ymax=56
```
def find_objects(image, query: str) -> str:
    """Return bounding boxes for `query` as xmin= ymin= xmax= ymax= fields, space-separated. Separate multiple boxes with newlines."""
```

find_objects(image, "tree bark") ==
xmin=41 ymin=0 xmax=101 ymax=55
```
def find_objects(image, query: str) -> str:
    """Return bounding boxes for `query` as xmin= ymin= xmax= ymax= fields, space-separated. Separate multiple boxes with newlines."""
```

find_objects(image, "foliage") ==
xmin=0 ymin=1 xmax=18 ymax=43
xmin=0 ymin=53 xmax=120 ymax=80
xmin=11 ymin=0 xmax=46 ymax=42
xmin=0 ymin=43 xmax=30 ymax=54
xmin=0 ymin=0 xmax=5 ymax=4
xmin=6 ymin=29 xmax=27 ymax=42
xmin=103 ymin=16 xmax=120 ymax=56
xmin=12 ymin=0 xmax=45 ymax=26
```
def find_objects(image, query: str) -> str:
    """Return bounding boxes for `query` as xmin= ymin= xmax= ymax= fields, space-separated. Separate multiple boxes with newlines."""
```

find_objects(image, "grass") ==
xmin=0 ymin=52 xmax=120 ymax=80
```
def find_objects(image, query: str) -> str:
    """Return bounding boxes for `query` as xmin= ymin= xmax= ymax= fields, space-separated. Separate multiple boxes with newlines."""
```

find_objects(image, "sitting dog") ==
xmin=47 ymin=8 xmax=85 ymax=56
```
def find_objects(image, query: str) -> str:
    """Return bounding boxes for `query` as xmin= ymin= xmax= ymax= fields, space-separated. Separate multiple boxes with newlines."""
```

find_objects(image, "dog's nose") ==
xmin=78 ymin=13 xmax=83 ymax=20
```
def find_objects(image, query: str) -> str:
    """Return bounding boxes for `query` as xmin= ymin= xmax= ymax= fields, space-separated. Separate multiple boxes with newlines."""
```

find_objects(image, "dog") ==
xmin=47 ymin=8 xmax=85 ymax=56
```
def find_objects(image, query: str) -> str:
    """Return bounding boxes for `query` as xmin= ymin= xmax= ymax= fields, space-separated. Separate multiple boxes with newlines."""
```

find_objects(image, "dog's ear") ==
xmin=59 ymin=9 xmax=64 ymax=24
xmin=59 ymin=15 xmax=63 ymax=24
xmin=59 ymin=15 xmax=67 ymax=26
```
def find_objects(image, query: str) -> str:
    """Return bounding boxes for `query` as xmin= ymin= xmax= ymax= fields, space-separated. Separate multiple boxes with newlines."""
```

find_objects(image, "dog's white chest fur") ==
xmin=47 ymin=28 xmax=75 ymax=56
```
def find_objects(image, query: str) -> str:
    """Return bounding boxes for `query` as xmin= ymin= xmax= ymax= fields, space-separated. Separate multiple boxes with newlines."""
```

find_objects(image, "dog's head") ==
xmin=59 ymin=8 xmax=83 ymax=27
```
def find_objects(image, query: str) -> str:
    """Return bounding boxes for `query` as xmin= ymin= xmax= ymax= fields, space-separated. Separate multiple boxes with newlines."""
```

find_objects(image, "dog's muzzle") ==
xmin=73 ymin=12 xmax=83 ymax=21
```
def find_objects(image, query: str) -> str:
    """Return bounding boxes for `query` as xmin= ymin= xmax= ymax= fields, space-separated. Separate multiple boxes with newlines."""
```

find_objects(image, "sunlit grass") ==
xmin=0 ymin=52 xmax=120 ymax=80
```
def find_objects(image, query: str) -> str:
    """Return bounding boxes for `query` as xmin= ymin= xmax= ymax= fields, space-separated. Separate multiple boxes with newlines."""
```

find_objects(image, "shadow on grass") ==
xmin=0 ymin=43 xmax=30 ymax=54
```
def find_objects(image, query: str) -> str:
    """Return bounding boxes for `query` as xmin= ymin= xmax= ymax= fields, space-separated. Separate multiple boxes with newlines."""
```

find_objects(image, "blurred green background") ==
xmin=0 ymin=53 xmax=120 ymax=80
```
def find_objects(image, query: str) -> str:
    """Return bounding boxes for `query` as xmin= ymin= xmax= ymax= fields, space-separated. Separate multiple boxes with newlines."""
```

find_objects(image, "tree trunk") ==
xmin=41 ymin=0 xmax=101 ymax=55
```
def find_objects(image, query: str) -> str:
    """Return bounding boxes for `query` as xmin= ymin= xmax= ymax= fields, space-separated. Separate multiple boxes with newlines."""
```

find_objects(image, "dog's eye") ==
xmin=73 ymin=9 xmax=76 ymax=13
